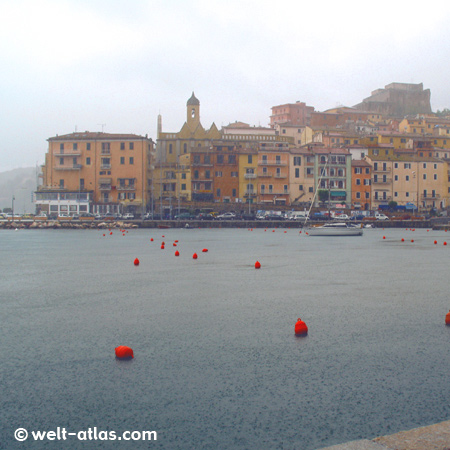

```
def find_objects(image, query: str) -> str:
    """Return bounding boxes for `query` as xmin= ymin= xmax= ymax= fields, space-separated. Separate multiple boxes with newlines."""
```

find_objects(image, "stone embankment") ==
xmin=0 ymin=220 xmax=138 ymax=230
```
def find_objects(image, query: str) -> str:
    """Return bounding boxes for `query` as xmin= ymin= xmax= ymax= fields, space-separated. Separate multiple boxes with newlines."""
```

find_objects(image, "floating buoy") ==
xmin=173 ymin=243 xmax=177 ymax=247
xmin=175 ymin=240 xmax=178 ymax=243
xmin=175 ymin=250 xmax=180 ymax=256
xmin=193 ymin=253 xmax=198 ymax=259
xmin=383 ymin=236 xmax=386 ymax=239
xmin=162 ymin=241 xmax=165 ymax=246
xmin=295 ymin=318 xmax=308 ymax=336
xmin=202 ymin=248 xmax=208 ymax=253
xmin=134 ymin=258 xmax=139 ymax=266
xmin=444 ymin=242 xmax=448 ymax=246
xmin=401 ymin=238 xmax=404 ymax=242
xmin=161 ymin=245 xmax=165 ymax=250
xmin=434 ymin=240 xmax=437 ymax=245
xmin=115 ymin=345 xmax=134 ymax=359
xmin=411 ymin=239 xmax=414 ymax=243
xmin=150 ymin=238 xmax=154 ymax=242
xmin=446 ymin=310 xmax=450 ymax=325
xmin=255 ymin=261 xmax=261 ymax=269
xmin=103 ymin=234 xmax=105 ymax=237
xmin=110 ymin=232 xmax=113 ymax=235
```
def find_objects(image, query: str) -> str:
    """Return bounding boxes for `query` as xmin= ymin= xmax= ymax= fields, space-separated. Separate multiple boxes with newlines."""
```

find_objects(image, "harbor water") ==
xmin=1 ymin=226 xmax=449 ymax=449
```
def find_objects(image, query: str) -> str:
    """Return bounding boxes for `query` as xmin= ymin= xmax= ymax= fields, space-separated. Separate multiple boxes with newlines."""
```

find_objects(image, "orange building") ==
xmin=270 ymin=102 xmax=314 ymax=127
xmin=351 ymin=160 xmax=372 ymax=210
xmin=37 ymin=132 xmax=154 ymax=217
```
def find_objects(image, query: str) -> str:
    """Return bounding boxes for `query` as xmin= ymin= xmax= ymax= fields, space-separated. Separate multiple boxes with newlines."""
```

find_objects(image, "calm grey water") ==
xmin=1 ymin=226 xmax=449 ymax=449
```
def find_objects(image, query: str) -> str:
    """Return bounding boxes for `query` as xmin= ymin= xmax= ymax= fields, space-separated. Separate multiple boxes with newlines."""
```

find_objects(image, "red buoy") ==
xmin=445 ymin=310 xmax=450 ymax=325
xmin=434 ymin=240 xmax=437 ymax=245
xmin=161 ymin=245 xmax=165 ymax=250
xmin=202 ymin=248 xmax=208 ymax=252
xmin=115 ymin=345 xmax=134 ymax=359
xmin=444 ymin=242 xmax=448 ymax=246
xmin=134 ymin=258 xmax=139 ymax=266
xmin=401 ymin=238 xmax=405 ymax=242
xmin=173 ymin=243 xmax=177 ymax=247
xmin=150 ymin=238 xmax=154 ymax=242
xmin=255 ymin=261 xmax=261 ymax=269
xmin=193 ymin=253 xmax=198 ymax=259
xmin=295 ymin=318 xmax=308 ymax=336
xmin=175 ymin=250 xmax=180 ymax=256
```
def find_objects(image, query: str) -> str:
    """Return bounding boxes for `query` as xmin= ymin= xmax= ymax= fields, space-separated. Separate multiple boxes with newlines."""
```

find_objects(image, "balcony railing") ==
xmin=373 ymin=167 xmax=391 ymax=173
xmin=244 ymin=173 xmax=257 ymax=179
xmin=373 ymin=178 xmax=392 ymax=184
xmin=100 ymin=164 xmax=111 ymax=170
xmin=258 ymin=173 xmax=272 ymax=178
xmin=274 ymin=174 xmax=287 ymax=179
xmin=54 ymin=151 xmax=82 ymax=156
xmin=421 ymin=194 xmax=440 ymax=200
xmin=259 ymin=161 xmax=287 ymax=166
xmin=99 ymin=184 xmax=112 ymax=191
xmin=54 ymin=164 xmax=83 ymax=170
xmin=117 ymin=185 xmax=136 ymax=191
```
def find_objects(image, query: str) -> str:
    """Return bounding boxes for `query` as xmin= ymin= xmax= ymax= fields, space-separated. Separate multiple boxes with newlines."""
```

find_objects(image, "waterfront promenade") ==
xmin=318 ymin=420 xmax=450 ymax=450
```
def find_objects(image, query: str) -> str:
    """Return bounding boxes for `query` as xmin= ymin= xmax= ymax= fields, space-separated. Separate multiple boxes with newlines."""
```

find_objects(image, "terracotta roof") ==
xmin=351 ymin=159 xmax=371 ymax=167
xmin=48 ymin=132 xmax=149 ymax=141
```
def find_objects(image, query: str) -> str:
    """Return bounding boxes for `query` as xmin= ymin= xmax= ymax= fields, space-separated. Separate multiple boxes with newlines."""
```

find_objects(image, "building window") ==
xmin=215 ymin=171 xmax=223 ymax=177
xmin=217 ymin=188 xmax=221 ymax=197
xmin=194 ymin=170 xmax=199 ymax=179
xmin=434 ymin=174 xmax=437 ymax=180
xmin=80 ymin=178 xmax=84 ymax=190
xmin=355 ymin=167 xmax=362 ymax=174
xmin=309 ymin=187 xmax=313 ymax=193
xmin=406 ymin=175 xmax=409 ymax=181
xmin=59 ymin=179 xmax=64 ymax=188
xmin=356 ymin=192 xmax=361 ymax=199
xmin=86 ymin=157 xmax=91 ymax=165
xmin=205 ymin=170 xmax=210 ymax=179
xmin=295 ymin=168 xmax=300 ymax=178
xmin=423 ymin=163 xmax=427 ymax=169
xmin=293 ymin=156 xmax=301 ymax=166
xmin=231 ymin=172 xmax=238 ymax=177
xmin=423 ymin=174 xmax=427 ymax=180
xmin=59 ymin=157 xmax=64 ymax=165
xmin=128 ymin=193 xmax=136 ymax=200
xmin=73 ymin=143 xmax=78 ymax=150
xmin=169 ymin=144 xmax=173 ymax=154
xmin=181 ymin=184 xmax=186 ymax=191
xmin=86 ymin=143 xmax=91 ymax=150
xmin=129 ymin=157 xmax=134 ymax=165
xmin=129 ymin=142 xmax=134 ymax=150
xmin=404 ymin=163 xmax=411 ymax=169
xmin=217 ymin=154 xmax=224 ymax=164
xmin=232 ymin=189 xmax=236 ymax=197
xmin=181 ymin=173 xmax=186 ymax=180
xmin=120 ymin=143 xmax=125 ymax=150
xmin=406 ymin=192 xmax=409 ymax=197
xmin=228 ymin=155 xmax=236 ymax=164
xmin=394 ymin=175 xmax=398 ymax=181
xmin=248 ymin=155 xmax=252 ymax=164
xmin=183 ymin=143 xmax=187 ymax=153
xmin=60 ymin=143 xmax=64 ymax=151
xmin=120 ymin=157 xmax=125 ymax=164
xmin=356 ymin=179 xmax=361 ymax=185
xmin=204 ymin=155 xmax=211 ymax=164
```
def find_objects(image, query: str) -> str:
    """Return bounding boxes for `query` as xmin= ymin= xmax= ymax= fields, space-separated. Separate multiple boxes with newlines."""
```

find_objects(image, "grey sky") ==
xmin=1 ymin=0 xmax=450 ymax=172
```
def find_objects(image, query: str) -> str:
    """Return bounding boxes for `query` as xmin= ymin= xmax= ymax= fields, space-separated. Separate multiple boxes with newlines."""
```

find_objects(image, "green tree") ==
xmin=318 ymin=190 xmax=329 ymax=203
xmin=388 ymin=201 xmax=398 ymax=210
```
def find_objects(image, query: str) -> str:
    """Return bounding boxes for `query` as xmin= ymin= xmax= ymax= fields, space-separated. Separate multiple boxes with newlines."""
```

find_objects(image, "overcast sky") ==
xmin=2 ymin=0 xmax=450 ymax=172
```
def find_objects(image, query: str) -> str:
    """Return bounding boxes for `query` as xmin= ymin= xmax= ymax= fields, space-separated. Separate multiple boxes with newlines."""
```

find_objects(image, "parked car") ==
xmin=375 ymin=213 xmax=389 ymax=220
xmin=335 ymin=214 xmax=350 ymax=220
xmin=175 ymin=212 xmax=195 ymax=220
xmin=123 ymin=213 xmax=135 ymax=220
xmin=104 ymin=213 xmax=116 ymax=220
xmin=196 ymin=213 xmax=214 ymax=220
xmin=216 ymin=212 xmax=236 ymax=220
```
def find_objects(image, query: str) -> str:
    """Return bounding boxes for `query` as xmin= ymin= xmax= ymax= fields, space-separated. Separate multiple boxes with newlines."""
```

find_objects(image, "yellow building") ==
xmin=37 ymin=132 xmax=154 ymax=217
xmin=238 ymin=146 xmax=258 ymax=204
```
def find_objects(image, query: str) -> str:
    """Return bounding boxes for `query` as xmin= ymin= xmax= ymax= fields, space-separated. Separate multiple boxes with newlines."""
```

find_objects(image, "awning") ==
xmin=330 ymin=191 xmax=346 ymax=197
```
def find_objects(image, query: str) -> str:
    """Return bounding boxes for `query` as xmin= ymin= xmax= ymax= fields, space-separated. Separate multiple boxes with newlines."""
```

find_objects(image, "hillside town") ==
xmin=35 ymin=82 xmax=450 ymax=220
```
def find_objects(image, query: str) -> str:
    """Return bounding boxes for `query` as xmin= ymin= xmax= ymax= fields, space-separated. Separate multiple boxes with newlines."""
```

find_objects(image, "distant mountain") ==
xmin=0 ymin=167 xmax=38 ymax=214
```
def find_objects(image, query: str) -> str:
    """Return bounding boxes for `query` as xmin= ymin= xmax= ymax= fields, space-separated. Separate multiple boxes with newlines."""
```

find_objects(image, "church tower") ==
xmin=186 ymin=92 xmax=200 ymax=130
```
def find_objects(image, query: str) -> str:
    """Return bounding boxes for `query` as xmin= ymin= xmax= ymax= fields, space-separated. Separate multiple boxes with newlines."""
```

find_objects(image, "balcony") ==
xmin=259 ymin=161 xmax=287 ymax=166
xmin=101 ymin=150 xmax=111 ymax=155
xmin=99 ymin=184 xmax=112 ymax=191
xmin=100 ymin=164 xmax=111 ymax=170
xmin=421 ymin=193 xmax=440 ymax=200
xmin=54 ymin=150 xmax=82 ymax=156
xmin=244 ymin=173 xmax=257 ymax=179
xmin=274 ymin=174 xmax=287 ymax=179
xmin=117 ymin=185 xmax=136 ymax=191
xmin=54 ymin=164 xmax=82 ymax=171
xmin=258 ymin=172 xmax=272 ymax=178
xmin=373 ymin=178 xmax=392 ymax=184
xmin=373 ymin=167 xmax=391 ymax=173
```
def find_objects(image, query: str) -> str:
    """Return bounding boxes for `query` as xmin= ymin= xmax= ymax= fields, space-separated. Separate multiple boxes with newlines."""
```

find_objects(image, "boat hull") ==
xmin=307 ymin=225 xmax=363 ymax=236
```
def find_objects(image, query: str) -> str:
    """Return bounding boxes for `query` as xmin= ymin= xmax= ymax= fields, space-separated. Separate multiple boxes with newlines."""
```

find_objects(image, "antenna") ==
xmin=98 ymin=123 xmax=106 ymax=132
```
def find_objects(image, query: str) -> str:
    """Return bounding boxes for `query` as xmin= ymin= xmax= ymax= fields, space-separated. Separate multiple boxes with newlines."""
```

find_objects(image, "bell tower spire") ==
xmin=186 ymin=92 xmax=200 ymax=130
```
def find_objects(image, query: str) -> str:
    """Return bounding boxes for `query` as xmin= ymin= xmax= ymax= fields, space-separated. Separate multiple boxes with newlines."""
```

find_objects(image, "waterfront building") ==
xmin=351 ymin=160 xmax=372 ymax=210
xmin=238 ymin=146 xmax=258 ymax=206
xmin=257 ymin=143 xmax=291 ymax=205
xmin=37 ymin=132 xmax=154 ymax=216
xmin=288 ymin=147 xmax=315 ymax=208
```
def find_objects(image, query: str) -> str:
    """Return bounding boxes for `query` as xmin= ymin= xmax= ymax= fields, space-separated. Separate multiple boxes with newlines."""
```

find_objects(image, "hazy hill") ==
xmin=0 ymin=167 xmax=38 ymax=214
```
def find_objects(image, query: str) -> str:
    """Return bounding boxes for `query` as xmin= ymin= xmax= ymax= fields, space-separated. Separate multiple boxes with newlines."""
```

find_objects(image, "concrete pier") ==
xmin=318 ymin=420 xmax=450 ymax=450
